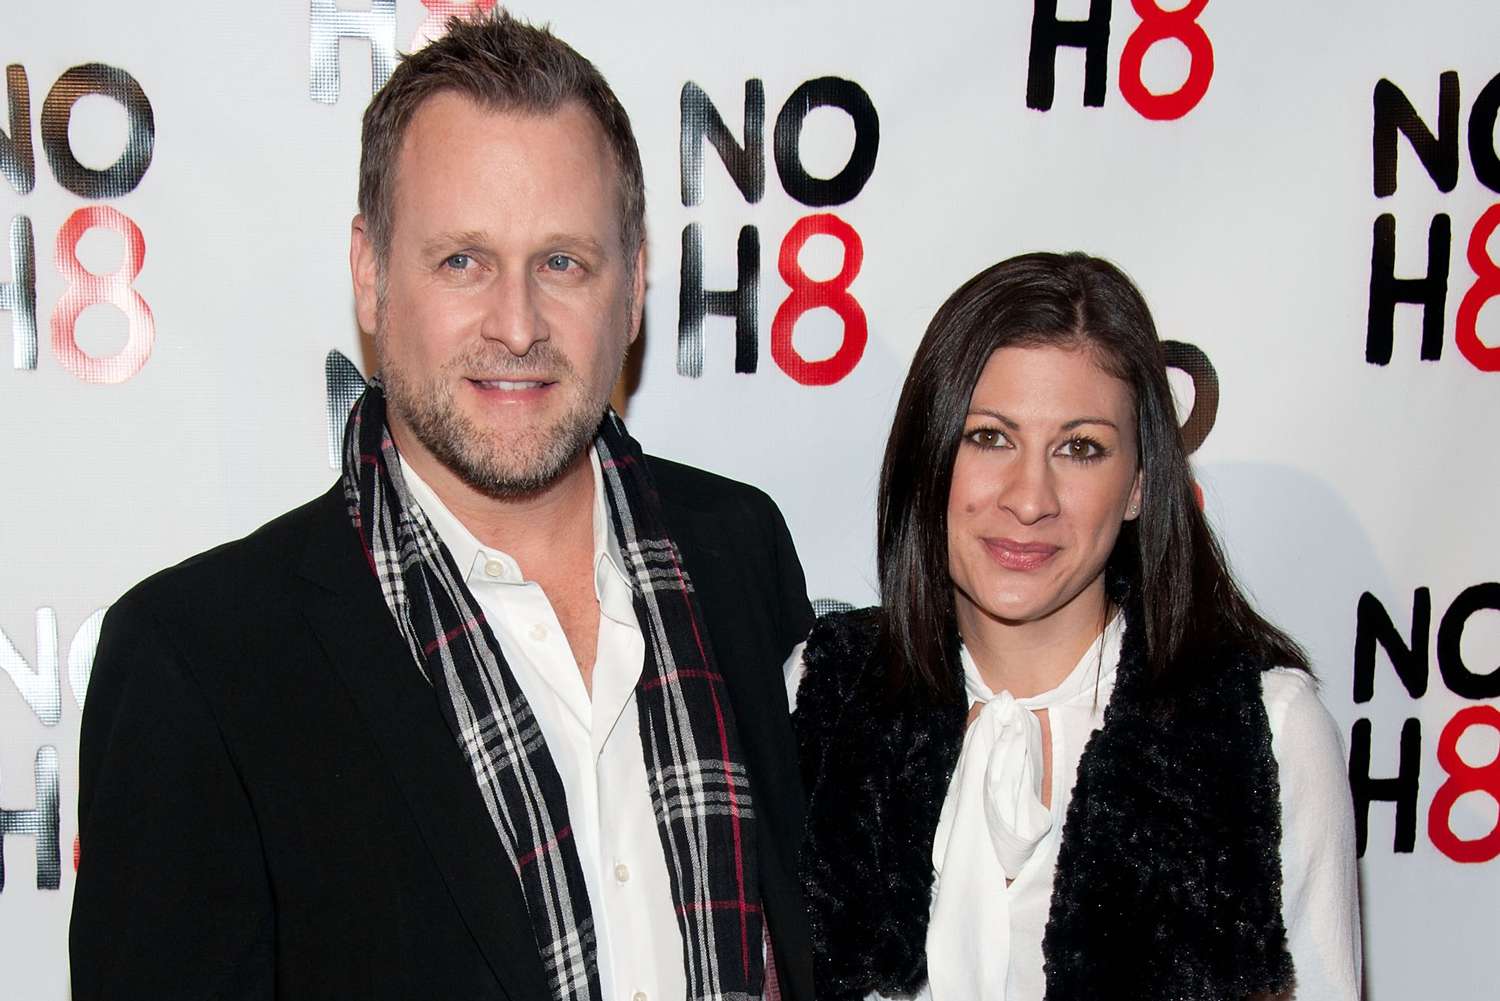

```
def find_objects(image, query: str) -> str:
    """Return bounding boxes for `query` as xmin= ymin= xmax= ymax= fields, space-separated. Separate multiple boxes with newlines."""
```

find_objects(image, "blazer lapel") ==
xmin=293 ymin=487 xmax=551 ymax=1001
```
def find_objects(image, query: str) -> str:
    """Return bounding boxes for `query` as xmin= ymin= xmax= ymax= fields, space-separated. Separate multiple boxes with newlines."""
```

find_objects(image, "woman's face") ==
xmin=947 ymin=344 xmax=1142 ymax=637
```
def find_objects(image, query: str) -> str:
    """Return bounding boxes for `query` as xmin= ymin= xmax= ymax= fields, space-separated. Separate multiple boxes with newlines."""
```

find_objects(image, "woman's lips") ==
xmin=983 ymin=538 xmax=1060 ymax=571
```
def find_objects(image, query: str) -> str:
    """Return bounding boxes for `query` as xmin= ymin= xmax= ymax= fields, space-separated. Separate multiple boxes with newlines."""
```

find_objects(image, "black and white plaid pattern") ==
xmin=342 ymin=382 xmax=765 ymax=1001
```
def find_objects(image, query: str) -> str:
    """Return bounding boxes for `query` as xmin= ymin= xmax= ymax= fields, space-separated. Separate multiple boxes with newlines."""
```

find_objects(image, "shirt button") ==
xmin=614 ymin=862 xmax=630 ymax=883
xmin=529 ymin=623 xmax=547 ymax=642
xmin=483 ymin=559 xmax=506 ymax=578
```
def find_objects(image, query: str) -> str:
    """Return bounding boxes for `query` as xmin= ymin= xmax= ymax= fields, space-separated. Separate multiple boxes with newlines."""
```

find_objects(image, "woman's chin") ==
xmin=964 ymin=592 xmax=1053 ymax=628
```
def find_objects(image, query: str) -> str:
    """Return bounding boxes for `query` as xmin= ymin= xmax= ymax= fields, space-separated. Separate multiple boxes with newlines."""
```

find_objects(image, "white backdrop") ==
xmin=2 ymin=2 xmax=1497 ymax=998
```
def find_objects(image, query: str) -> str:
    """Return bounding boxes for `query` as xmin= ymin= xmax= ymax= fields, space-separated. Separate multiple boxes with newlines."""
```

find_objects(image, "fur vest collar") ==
xmin=795 ymin=607 xmax=1293 ymax=1001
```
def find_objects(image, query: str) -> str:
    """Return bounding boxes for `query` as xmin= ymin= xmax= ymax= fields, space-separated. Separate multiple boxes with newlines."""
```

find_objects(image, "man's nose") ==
xmin=479 ymin=267 xmax=549 ymax=356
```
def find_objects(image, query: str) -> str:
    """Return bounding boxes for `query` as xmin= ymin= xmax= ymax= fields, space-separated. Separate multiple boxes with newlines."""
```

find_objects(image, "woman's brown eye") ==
xmin=1063 ymin=438 xmax=1100 ymax=460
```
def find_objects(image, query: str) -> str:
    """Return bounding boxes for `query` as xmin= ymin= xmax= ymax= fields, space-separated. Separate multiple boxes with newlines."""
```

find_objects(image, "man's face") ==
xmin=351 ymin=92 xmax=643 ymax=497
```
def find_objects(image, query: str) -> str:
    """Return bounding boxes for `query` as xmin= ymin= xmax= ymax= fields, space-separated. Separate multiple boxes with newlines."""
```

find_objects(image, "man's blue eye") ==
xmin=445 ymin=254 xmax=471 ymax=270
xmin=546 ymin=254 xmax=573 ymax=271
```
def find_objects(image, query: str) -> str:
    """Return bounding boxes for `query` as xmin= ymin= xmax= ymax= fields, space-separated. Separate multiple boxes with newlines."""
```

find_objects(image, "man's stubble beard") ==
xmin=377 ymin=311 xmax=625 ymax=500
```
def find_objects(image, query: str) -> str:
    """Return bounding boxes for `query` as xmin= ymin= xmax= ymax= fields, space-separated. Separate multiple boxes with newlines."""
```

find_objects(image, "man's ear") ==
xmin=350 ymin=215 xmax=380 ymax=336
xmin=627 ymin=240 xmax=646 ymax=346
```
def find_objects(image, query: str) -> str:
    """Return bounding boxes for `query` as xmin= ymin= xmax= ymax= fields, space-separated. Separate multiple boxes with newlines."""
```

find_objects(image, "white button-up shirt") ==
xmin=402 ymin=452 xmax=685 ymax=1001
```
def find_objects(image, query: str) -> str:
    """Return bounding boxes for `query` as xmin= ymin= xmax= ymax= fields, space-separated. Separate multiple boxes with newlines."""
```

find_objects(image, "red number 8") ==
xmin=1428 ymin=704 xmax=1500 ymax=864
xmin=51 ymin=205 xmax=154 ymax=384
xmin=1119 ymin=0 xmax=1215 ymax=121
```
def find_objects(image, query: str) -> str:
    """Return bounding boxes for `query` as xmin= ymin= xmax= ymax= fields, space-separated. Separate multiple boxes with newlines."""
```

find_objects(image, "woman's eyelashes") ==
xmin=1056 ymin=435 xmax=1109 ymax=463
xmin=963 ymin=425 xmax=1011 ymax=449
xmin=961 ymin=425 xmax=1112 ymax=463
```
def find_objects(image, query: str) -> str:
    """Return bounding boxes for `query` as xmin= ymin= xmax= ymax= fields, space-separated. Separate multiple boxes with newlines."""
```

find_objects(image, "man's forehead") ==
xmin=379 ymin=91 xmax=627 ymax=253
xmin=396 ymin=91 xmax=606 ymax=160
xmin=386 ymin=93 xmax=615 ymax=214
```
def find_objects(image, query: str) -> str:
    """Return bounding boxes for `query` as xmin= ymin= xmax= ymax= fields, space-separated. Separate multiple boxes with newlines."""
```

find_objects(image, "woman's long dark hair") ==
xmin=877 ymin=252 xmax=1308 ymax=700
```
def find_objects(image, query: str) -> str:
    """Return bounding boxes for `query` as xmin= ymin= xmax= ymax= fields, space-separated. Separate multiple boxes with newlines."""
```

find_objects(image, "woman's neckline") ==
xmin=960 ymin=611 xmax=1125 ymax=710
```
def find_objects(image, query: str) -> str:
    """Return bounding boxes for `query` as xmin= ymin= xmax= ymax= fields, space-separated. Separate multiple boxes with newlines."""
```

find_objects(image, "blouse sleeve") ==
xmin=1262 ymin=668 xmax=1363 ymax=1000
xmin=784 ymin=640 xmax=809 ymax=714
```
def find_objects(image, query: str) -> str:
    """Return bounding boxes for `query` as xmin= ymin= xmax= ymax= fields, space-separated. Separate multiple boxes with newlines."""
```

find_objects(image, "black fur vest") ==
xmin=795 ymin=607 xmax=1293 ymax=1001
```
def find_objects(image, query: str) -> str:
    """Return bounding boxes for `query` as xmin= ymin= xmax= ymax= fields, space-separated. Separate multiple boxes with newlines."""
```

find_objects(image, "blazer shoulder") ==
xmin=645 ymin=454 xmax=777 ymax=518
xmin=117 ymin=485 xmax=342 ymax=617
xmin=645 ymin=453 xmax=806 ymax=584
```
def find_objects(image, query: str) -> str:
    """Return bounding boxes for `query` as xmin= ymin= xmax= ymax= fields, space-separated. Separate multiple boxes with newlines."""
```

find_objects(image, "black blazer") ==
xmin=70 ymin=457 xmax=815 ymax=1001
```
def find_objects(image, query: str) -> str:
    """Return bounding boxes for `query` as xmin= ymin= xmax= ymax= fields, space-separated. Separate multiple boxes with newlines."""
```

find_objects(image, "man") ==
xmin=70 ymin=14 xmax=813 ymax=1001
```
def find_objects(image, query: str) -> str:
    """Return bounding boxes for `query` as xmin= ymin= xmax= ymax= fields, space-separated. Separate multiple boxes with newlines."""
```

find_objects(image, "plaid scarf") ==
xmin=341 ymin=381 xmax=765 ymax=1001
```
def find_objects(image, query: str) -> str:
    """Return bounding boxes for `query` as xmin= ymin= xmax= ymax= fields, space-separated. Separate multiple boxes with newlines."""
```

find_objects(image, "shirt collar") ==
xmin=398 ymin=448 xmax=636 ymax=622
xmin=960 ymin=611 xmax=1125 ymax=710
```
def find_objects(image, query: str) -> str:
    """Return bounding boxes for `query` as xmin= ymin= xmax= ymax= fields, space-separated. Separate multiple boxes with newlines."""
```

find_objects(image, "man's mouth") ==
xmin=469 ymin=378 xmax=552 ymax=391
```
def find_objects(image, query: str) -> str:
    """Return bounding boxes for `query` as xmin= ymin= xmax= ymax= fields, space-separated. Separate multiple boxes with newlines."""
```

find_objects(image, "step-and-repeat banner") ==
xmin=3 ymin=2 xmax=1497 ymax=997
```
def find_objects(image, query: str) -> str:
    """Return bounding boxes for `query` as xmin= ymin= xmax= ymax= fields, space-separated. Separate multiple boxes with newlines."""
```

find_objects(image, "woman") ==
xmin=791 ymin=253 xmax=1360 ymax=1001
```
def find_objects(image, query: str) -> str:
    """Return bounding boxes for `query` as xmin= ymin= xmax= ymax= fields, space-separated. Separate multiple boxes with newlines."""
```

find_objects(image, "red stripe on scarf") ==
xmin=422 ymin=615 xmax=486 ymax=655
xmin=639 ymin=668 xmax=724 ymax=691
xmin=351 ymin=512 xmax=379 ymax=576
xmin=674 ymin=900 xmax=763 ymax=913
xmin=516 ymin=824 xmax=573 ymax=869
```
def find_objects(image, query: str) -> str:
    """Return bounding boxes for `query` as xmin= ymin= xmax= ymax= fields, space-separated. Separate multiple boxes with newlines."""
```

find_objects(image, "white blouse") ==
xmin=785 ymin=618 xmax=1361 ymax=1001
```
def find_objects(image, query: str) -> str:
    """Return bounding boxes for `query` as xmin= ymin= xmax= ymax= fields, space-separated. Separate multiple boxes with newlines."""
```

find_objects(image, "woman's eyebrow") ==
xmin=967 ymin=409 xmax=1118 ymax=432
xmin=1061 ymin=417 xmax=1119 ymax=431
xmin=966 ymin=408 xmax=1020 ymax=429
